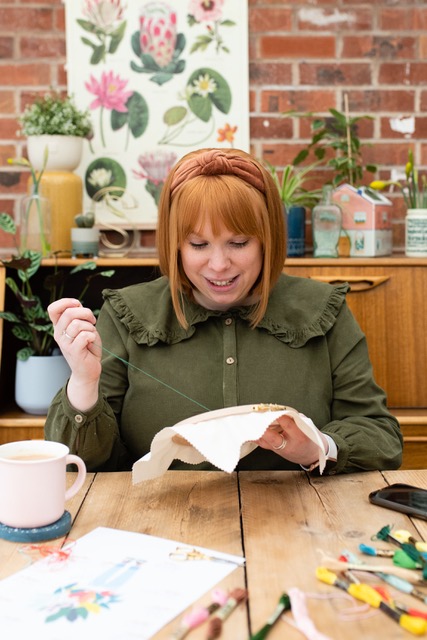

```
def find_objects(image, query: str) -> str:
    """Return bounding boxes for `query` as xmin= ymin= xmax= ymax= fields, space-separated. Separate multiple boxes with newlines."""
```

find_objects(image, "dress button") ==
xmin=74 ymin=414 xmax=83 ymax=423
xmin=226 ymin=357 xmax=235 ymax=365
xmin=225 ymin=318 xmax=232 ymax=326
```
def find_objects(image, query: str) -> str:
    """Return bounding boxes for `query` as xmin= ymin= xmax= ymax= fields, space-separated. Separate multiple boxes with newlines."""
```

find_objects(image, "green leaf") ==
xmin=81 ymin=38 xmax=97 ymax=55
xmin=90 ymin=45 xmax=106 ymax=65
xmin=109 ymin=21 xmax=126 ymax=54
xmin=69 ymin=262 xmax=97 ymax=275
xmin=12 ymin=325 xmax=33 ymax=341
xmin=77 ymin=19 xmax=97 ymax=34
xmin=126 ymin=92 xmax=149 ymax=138
xmin=163 ymin=106 xmax=187 ymax=126
xmin=131 ymin=30 xmax=141 ymax=57
xmin=17 ymin=347 xmax=35 ymax=361
xmin=140 ymin=53 xmax=161 ymax=72
xmin=150 ymin=72 xmax=174 ymax=86
xmin=175 ymin=33 xmax=186 ymax=57
xmin=0 ymin=212 xmax=16 ymax=235
xmin=188 ymin=94 xmax=212 ymax=122
xmin=0 ymin=311 xmax=20 ymax=322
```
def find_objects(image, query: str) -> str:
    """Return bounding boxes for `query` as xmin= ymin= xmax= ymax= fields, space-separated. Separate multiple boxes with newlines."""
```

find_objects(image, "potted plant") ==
xmin=71 ymin=211 xmax=100 ymax=258
xmin=370 ymin=149 xmax=427 ymax=257
xmin=283 ymin=101 xmax=377 ymax=187
xmin=267 ymin=161 xmax=322 ymax=257
xmin=19 ymin=91 xmax=93 ymax=171
xmin=0 ymin=212 xmax=114 ymax=414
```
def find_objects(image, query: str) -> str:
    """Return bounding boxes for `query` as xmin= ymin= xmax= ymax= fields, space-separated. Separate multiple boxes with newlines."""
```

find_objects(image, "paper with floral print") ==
xmin=64 ymin=0 xmax=249 ymax=226
xmin=0 ymin=526 xmax=244 ymax=637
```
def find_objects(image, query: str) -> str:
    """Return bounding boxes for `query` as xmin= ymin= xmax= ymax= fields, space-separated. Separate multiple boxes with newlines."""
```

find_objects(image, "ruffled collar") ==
xmin=102 ymin=273 xmax=349 ymax=348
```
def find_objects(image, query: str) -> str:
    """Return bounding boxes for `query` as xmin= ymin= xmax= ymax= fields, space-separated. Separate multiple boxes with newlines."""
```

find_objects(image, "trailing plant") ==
xmin=0 ymin=212 xmax=114 ymax=360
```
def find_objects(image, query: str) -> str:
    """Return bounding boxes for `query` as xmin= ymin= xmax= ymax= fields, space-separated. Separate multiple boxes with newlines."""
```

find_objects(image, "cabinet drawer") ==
xmin=285 ymin=264 xmax=426 ymax=408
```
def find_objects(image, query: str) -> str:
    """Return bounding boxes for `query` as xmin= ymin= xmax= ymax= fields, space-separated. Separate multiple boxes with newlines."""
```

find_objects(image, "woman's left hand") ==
xmin=255 ymin=415 xmax=328 ymax=467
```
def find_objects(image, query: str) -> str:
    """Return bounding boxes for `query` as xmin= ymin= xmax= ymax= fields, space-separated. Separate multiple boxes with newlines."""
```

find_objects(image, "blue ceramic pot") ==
xmin=286 ymin=205 xmax=306 ymax=256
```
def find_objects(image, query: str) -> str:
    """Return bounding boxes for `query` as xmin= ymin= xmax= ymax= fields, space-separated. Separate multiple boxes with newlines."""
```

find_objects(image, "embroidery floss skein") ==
xmin=205 ymin=588 xmax=248 ymax=639
xmin=170 ymin=589 xmax=229 ymax=640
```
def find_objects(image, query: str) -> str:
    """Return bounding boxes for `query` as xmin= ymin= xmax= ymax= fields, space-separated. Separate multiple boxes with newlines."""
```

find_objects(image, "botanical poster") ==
xmin=64 ymin=0 xmax=250 ymax=227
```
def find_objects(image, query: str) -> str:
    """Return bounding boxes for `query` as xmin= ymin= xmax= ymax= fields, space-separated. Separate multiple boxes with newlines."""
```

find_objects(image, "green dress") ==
xmin=45 ymin=273 xmax=403 ymax=473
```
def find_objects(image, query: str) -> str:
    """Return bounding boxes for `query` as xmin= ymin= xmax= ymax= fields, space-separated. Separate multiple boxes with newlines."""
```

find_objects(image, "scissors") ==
xmin=169 ymin=546 xmax=242 ymax=565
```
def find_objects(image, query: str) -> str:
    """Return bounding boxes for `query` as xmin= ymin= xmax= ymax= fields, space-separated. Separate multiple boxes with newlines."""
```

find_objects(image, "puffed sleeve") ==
xmin=45 ymin=386 xmax=131 ymax=470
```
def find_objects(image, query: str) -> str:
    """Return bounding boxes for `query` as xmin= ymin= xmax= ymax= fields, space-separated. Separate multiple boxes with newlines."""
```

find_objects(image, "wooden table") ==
xmin=1 ymin=469 xmax=427 ymax=639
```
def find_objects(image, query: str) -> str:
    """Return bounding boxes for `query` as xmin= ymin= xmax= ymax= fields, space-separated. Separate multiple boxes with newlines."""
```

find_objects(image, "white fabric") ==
xmin=132 ymin=405 xmax=326 ymax=484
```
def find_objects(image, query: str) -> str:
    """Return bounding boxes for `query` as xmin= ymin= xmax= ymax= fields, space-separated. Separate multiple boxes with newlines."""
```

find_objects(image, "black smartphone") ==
xmin=369 ymin=483 xmax=427 ymax=520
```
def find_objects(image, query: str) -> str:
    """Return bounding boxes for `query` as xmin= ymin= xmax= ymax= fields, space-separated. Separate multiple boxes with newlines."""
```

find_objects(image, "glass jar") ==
xmin=312 ymin=185 xmax=342 ymax=258
xmin=20 ymin=190 xmax=51 ymax=256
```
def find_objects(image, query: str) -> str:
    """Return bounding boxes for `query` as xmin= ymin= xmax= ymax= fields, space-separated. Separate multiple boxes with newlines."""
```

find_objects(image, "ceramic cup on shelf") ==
xmin=406 ymin=209 xmax=427 ymax=257
xmin=0 ymin=440 xmax=86 ymax=528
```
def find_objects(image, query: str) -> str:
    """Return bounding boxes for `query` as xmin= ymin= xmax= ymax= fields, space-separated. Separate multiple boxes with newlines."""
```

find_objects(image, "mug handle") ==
xmin=65 ymin=454 xmax=87 ymax=501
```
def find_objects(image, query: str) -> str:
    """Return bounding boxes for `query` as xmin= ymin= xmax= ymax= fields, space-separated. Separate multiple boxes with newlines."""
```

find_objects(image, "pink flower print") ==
xmin=139 ymin=2 xmax=177 ymax=68
xmin=82 ymin=0 xmax=125 ymax=31
xmin=85 ymin=71 xmax=132 ymax=112
xmin=85 ymin=71 xmax=133 ymax=147
xmin=188 ymin=0 xmax=224 ymax=23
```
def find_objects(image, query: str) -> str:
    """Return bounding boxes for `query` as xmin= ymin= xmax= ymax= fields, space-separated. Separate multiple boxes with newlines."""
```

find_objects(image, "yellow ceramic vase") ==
xmin=29 ymin=171 xmax=83 ymax=254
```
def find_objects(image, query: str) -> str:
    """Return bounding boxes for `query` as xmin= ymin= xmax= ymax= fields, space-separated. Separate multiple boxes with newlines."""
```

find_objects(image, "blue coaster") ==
xmin=0 ymin=511 xmax=72 ymax=543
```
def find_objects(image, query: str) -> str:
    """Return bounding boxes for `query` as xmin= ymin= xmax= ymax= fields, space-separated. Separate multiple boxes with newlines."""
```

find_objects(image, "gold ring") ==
xmin=272 ymin=434 xmax=287 ymax=451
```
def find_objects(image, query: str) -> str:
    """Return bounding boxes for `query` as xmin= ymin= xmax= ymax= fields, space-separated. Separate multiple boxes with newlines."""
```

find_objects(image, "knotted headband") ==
xmin=169 ymin=149 xmax=266 ymax=196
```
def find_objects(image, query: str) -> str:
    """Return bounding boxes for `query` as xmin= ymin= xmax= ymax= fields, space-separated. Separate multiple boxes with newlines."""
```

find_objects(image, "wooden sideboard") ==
xmin=0 ymin=255 xmax=425 ymax=469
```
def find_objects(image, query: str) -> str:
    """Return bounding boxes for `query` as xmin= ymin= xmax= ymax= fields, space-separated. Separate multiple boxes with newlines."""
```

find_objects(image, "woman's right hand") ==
xmin=48 ymin=298 xmax=102 ymax=411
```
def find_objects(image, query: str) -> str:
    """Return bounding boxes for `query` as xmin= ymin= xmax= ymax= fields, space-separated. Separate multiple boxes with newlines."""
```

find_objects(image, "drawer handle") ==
xmin=309 ymin=275 xmax=390 ymax=292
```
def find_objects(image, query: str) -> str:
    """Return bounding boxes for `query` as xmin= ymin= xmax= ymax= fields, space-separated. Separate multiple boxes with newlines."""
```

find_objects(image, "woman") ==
xmin=45 ymin=148 xmax=403 ymax=473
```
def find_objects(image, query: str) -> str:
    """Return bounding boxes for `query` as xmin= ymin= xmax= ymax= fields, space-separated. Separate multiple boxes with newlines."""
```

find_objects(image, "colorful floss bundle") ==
xmin=169 ymin=588 xmax=229 ymax=639
xmin=205 ymin=587 xmax=248 ymax=639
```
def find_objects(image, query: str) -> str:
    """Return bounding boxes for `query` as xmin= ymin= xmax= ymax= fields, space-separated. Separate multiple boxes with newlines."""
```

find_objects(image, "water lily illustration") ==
xmin=85 ymin=70 xmax=133 ymax=147
xmin=131 ymin=2 xmax=186 ymax=85
xmin=159 ymin=67 xmax=231 ymax=146
xmin=78 ymin=0 xmax=127 ymax=64
xmin=187 ymin=0 xmax=235 ymax=55
xmin=217 ymin=123 xmax=237 ymax=147
xmin=85 ymin=157 xmax=127 ymax=200
xmin=133 ymin=150 xmax=177 ymax=204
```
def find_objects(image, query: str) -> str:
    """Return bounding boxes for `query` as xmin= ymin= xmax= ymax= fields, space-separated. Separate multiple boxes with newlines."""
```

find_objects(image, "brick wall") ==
xmin=1 ymin=0 xmax=427 ymax=252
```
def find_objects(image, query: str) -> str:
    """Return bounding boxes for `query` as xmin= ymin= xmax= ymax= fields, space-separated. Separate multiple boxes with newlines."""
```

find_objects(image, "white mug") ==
xmin=0 ymin=440 xmax=86 ymax=529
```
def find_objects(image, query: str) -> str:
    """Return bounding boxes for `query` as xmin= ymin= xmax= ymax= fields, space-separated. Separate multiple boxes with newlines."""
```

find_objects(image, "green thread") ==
xmin=100 ymin=344 xmax=211 ymax=412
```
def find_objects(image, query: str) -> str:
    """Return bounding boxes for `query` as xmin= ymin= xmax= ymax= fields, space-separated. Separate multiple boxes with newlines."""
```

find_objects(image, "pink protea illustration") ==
xmin=133 ymin=150 xmax=177 ymax=204
xmin=139 ymin=2 xmax=177 ymax=68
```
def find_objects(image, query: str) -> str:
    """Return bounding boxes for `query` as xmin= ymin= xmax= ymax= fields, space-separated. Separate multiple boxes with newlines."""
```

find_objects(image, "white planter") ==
xmin=15 ymin=354 xmax=71 ymax=415
xmin=71 ymin=227 xmax=100 ymax=258
xmin=27 ymin=135 xmax=84 ymax=172
xmin=405 ymin=208 xmax=427 ymax=257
